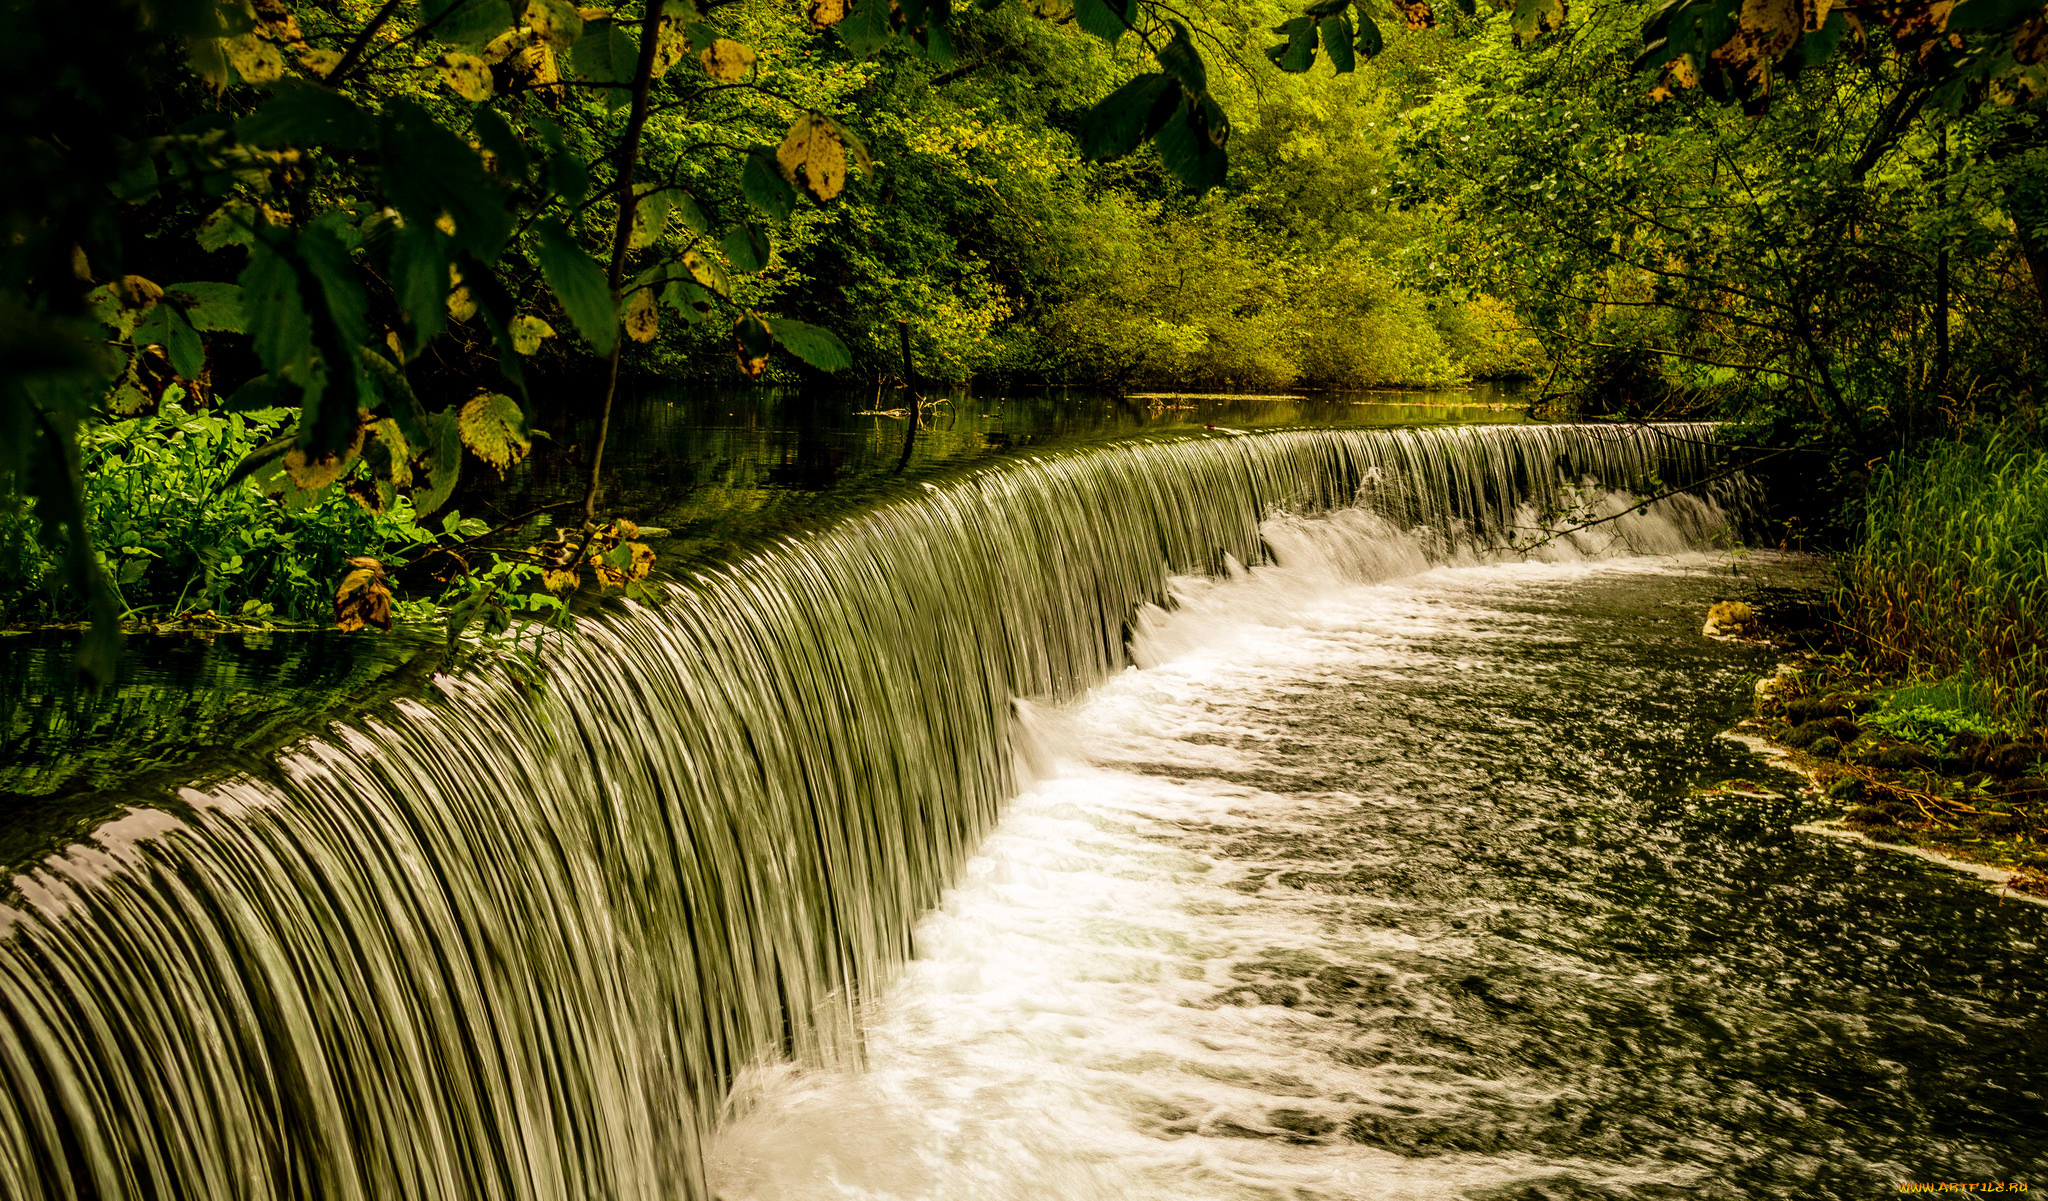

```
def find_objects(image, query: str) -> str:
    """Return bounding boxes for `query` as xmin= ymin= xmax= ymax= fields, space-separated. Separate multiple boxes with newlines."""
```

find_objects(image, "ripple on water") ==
xmin=711 ymin=536 xmax=2048 ymax=1201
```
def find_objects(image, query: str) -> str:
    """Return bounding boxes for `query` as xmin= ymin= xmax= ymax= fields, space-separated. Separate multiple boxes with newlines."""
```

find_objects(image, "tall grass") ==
xmin=1840 ymin=428 xmax=2048 ymax=733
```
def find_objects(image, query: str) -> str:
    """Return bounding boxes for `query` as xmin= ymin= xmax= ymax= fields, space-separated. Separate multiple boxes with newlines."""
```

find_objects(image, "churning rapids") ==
xmin=3 ymin=424 xmax=2043 ymax=1200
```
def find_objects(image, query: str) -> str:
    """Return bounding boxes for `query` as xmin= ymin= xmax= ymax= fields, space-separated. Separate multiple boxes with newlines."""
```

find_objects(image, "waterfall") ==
xmin=0 ymin=423 xmax=1742 ymax=1200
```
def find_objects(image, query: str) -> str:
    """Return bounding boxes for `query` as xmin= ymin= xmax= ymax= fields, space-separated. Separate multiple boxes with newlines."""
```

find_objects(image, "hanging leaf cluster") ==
xmin=1638 ymin=0 xmax=2048 ymax=109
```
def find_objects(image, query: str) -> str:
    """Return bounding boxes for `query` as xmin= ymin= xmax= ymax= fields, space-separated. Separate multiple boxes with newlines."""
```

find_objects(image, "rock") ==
xmin=1704 ymin=600 xmax=1757 ymax=638
xmin=1782 ymin=696 xmax=1846 ymax=725
xmin=1984 ymin=741 xmax=2040 ymax=777
xmin=1825 ymin=775 xmax=1865 ymax=803
xmin=1847 ymin=739 xmax=1927 ymax=770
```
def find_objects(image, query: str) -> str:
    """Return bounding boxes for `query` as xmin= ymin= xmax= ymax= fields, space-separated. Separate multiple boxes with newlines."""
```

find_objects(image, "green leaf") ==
xmin=673 ymin=189 xmax=711 ymax=234
xmin=912 ymin=22 xmax=955 ymax=63
xmin=742 ymin=149 xmax=797 ymax=220
xmin=237 ymin=84 xmax=373 ymax=149
xmin=533 ymin=219 xmax=618 ymax=355
xmin=1153 ymin=98 xmax=1227 ymax=192
xmin=472 ymin=107 xmax=532 ymax=182
xmin=1078 ymin=73 xmax=1178 ymax=160
xmin=1267 ymin=16 xmax=1318 ymax=71
xmin=110 ymin=140 xmax=158 ymax=203
xmin=222 ymin=374 xmax=298 ymax=413
xmin=164 ymin=281 xmax=246 ymax=332
xmin=836 ymin=0 xmax=895 ymax=56
xmin=1320 ymin=12 xmax=1356 ymax=71
xmin=421 ymin=0 xmax=515 ymax=46
xmin=1353 ymin=9 xmax=1385 ymax=57
xmin=722 ymin=223 xmax=770 ymax=273
xmin=661 ymin=277 xmax=715 ymax=322
xmin=292 ymin=225 xmax=371 ymax=455
xmin=767 ymin=317 xmax=851 ymax=370
xmin=1156 ymin=22 xmax=1208 ymax=92
xmin=412 ymin=409 xmax=463 ymax=515
xmin=390 ymin=222 xmax=449 ymax=356
xmin=572 ymin=17 xmax=638 ymax=85
xmin=198 ymin=203 xmax=258 ymax=251
xmin=133 ymin=302 xmax=205 ymax=380
xmin=1947 ymin=0 xmax=2044 ymax=32
xmin=240 ymin=239 xmax=318 ymax=395
xmin=357 ymin=348 xmax=430 ymax=443
xmin=1071 ymin=0 xmax=1135 ymax=39
xmin=380 ymin=100 xmax=512 ymax=260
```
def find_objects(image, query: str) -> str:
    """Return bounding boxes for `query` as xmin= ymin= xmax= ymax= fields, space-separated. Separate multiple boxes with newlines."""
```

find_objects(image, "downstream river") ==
xmin=713 ymin=526 xmax=2048 ymax=1200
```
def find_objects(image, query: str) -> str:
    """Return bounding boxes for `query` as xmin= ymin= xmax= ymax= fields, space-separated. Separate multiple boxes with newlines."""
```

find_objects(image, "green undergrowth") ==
xmin=1747 ymin=658 xmax=2048 ymax=891
xmin=1839 ymin=427 xmax=2048 ymax=735
xmin=0 ymin=402 xmax=572 ymax=642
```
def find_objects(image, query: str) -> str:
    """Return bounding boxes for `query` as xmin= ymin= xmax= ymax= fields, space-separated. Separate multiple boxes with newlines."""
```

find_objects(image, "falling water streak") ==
xmin=0 ymin=424 xmax=1743 ymax=1200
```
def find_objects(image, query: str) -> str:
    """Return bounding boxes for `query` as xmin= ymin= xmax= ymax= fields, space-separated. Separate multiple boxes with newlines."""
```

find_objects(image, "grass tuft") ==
xmin=1839 ymin=427 xmax=2048 ymax=734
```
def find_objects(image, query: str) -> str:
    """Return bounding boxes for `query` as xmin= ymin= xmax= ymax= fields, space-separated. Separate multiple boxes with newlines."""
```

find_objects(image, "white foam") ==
xmin=710 ymin=497 xmax=1736 ymax=1201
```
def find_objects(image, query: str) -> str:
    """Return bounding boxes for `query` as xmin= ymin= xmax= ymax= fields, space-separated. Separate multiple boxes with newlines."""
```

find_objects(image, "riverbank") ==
xmin=1713 ymin=597 xmax=2048 ymax=899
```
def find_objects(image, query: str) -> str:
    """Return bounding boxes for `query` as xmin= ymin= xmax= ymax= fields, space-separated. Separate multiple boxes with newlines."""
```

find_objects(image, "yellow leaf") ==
xmin=623 ymin=287 xmax=659 ymax=343
xmin=699 ymin=38 xmax=756 ymax=81
xmin=482 ymin=27 xmax=535 ymax=65
xmin=629 ymin=184 xmax=673 ymax=249
xmin=776 ymin=112 xmax=849 ymax=203
xmin=592 ymin=540 xmax=655 ymax=588
xmin=1732 ymin=0 xmax=1801 ymax=61
xmin=458 ymin=391 xmax=531 ymax=471
xmin=807 ymin=0 xmax=849 ymax=27
xmin=511 ymin=314 xmax=556 ymax=354
xmin=367 ymin=418 xmax=414 ymax=489
xmin=284 ymin=446 xmax=355 ymax=491
xmin=523 ymin=43 xmax=565 ymax=98
xmin=448 ymin=264 xmax=477 ymax=321
xmin=681 ymin=249 xmax=731 ymax=297
xmin=525 ymin=0 xmax=582 ymax=47
xmin=1391 ymin=0 xmax=1434 ymax=29
xmin=650 ymin=13 xmax=691 ymax=76
xmin=107 ymin=359 xmax=152 ymax=415
xmin=225 ymin=33 xmax=286 ymax=84
xmin=334 ymin=557 xmax=393 ymax=633
xmin=2020 ymin=16 xmax=2048 ymax=65
xmin=297 ymin=47 xmax=343 ymax=76
xmin=436 ymin=51 xmax=495 ymax=100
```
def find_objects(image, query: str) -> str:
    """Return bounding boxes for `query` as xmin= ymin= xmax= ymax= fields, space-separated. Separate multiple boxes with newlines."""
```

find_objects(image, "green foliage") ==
xmin=1841 ymin=427 xmax=2048 ymax=730
xmin=0 ymin=403 xmax=437 ymax=626
xmin=1866 ymin=677 xmax=2004 ymax=747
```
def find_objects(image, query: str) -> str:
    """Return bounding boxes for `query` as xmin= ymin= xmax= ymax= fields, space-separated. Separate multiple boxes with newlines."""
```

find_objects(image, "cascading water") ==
xmin=0 ymin=424 xmax=1747 ymax=1199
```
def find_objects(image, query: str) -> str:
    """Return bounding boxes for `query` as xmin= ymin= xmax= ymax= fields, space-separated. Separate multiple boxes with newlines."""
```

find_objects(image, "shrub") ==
xmin=1 ymin=402 xmax=450 ymax=627
xmin=1840 ymin=428 xmax=2048 ymax=731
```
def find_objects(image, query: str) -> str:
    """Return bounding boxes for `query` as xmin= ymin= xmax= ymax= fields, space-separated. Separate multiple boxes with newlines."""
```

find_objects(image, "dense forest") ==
xmin=2 ymin=0 xmax=2045 ymax=722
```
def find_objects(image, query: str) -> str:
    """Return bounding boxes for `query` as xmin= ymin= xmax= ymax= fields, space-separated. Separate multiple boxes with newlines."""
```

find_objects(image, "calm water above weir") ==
xmin=2 ymin=414 xmax=2042 ymax=1200
xmin=714 ymin=543 xmax=2048 ymax=1199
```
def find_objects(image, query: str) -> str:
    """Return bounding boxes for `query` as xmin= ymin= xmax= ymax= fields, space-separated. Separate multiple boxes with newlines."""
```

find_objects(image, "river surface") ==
xmin=711 ymin=530 xmax=2048 ymax=1199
